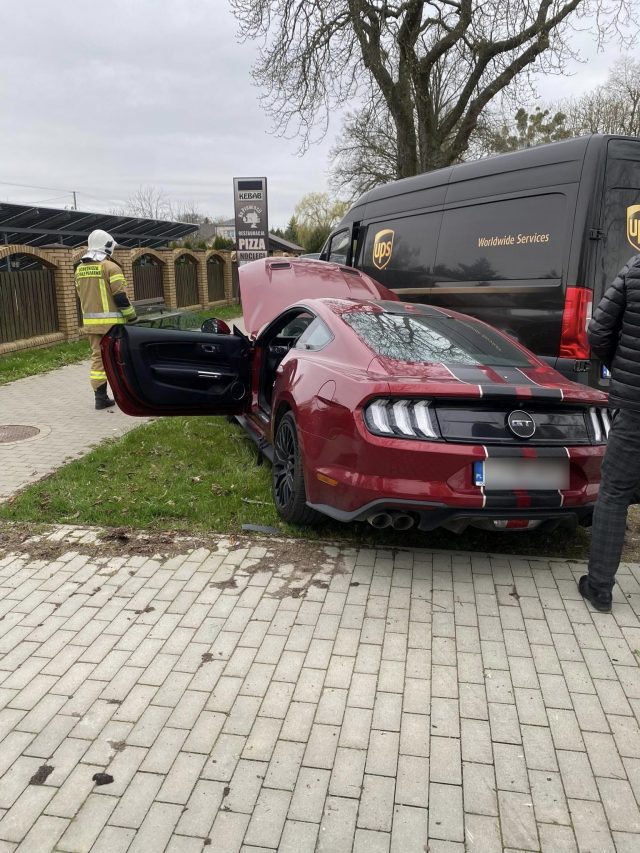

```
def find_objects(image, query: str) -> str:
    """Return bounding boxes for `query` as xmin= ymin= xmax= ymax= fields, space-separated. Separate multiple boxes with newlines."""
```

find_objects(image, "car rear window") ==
xmin=342 ymin=310 xmax=531 ymax=367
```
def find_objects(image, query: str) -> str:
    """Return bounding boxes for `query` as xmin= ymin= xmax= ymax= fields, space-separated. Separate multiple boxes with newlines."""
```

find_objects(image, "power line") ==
xmin=0 ymin=181 xmax=77 ymax=209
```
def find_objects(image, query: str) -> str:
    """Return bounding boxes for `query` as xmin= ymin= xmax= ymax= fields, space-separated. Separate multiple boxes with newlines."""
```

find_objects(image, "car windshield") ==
xmin=342 ymin=309 xmax=531 ymax=367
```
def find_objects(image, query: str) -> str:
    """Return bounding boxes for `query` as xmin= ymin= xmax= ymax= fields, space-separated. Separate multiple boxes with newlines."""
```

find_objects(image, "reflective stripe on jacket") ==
xmin=75 ymin=259 xmax=136 ymax=334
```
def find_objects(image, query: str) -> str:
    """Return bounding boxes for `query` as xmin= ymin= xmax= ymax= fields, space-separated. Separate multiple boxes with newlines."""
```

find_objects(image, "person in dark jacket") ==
xmin=585 ymin=254 xmax=640 ymax=612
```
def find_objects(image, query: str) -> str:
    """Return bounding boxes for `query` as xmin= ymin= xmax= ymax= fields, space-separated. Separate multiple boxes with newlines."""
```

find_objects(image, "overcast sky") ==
xmin=0 ymin=1 xmax=628 ymax=227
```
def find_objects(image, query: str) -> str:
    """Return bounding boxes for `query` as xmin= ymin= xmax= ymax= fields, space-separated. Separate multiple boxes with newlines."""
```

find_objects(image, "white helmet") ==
xmin=86 ymin=229 xmax=117 ymax=259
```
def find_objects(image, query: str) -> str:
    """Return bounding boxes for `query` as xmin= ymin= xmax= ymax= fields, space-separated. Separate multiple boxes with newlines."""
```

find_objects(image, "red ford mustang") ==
xmin=102 ymin=258 xmax=609 ymax=534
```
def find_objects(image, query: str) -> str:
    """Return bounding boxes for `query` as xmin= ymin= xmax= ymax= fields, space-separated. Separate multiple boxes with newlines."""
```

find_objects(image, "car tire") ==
xmin=272 ymin=412 xmax=322 ymax=526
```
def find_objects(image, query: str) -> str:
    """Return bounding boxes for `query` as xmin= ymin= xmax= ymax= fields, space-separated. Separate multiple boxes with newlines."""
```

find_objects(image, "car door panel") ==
xmin=102 ymin=325 xmax=252 ymax=416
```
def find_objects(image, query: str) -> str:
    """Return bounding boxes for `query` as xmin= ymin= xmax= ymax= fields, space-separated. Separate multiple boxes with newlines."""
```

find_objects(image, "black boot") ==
xmin=95 ymin=383 xmax=115 ymax=410
xmin=578 ymin=575 xmax=612 ymax=613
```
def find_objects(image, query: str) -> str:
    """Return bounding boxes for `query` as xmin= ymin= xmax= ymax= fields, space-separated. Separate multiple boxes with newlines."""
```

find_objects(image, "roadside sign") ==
xmin=233 ymin=177 xmax=269 ymax=266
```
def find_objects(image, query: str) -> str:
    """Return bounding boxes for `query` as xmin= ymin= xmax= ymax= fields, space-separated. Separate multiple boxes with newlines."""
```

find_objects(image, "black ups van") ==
xmin=321 ymin=135 xmax=640 ymax=388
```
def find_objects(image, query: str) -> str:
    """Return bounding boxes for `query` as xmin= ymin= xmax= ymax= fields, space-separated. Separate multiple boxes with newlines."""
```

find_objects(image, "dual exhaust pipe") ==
xmin=367 ymin=511 xmax=415 ymax=531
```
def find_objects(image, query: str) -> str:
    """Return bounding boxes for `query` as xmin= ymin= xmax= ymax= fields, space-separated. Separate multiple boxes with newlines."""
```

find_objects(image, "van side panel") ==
xmin=336 ymin=135 xmax=631 ymax=385
xmin=359 ymin=186 xmax=579 ymax=356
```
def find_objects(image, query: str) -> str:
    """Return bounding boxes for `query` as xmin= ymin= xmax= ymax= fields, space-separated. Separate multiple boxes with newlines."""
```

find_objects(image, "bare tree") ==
xmin=231 ymin=0 xmax=634 ymax=178
xmin=125 ymin=186 xmax=174 ymax=219
xmin=561 ymin=56 xmax=640 ymax=136
xmin=174 ymin=202 xmax=206 ymax=225
xmin=330 ymin=99 xmax=399 ymax=199
xmin=474 ymin=56 xmax=640 ymax=158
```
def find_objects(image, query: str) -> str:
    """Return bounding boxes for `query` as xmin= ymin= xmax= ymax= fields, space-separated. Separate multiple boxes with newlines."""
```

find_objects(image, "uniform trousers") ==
xmin=588 ymin=408 xmax=640 ymax=591
xmin=88 ymin=333 xmax=107 ymax=391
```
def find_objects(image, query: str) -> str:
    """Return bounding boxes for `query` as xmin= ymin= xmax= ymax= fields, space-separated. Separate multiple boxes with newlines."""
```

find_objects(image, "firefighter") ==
xmin=75 ymin=229 xmax=137 ymax=409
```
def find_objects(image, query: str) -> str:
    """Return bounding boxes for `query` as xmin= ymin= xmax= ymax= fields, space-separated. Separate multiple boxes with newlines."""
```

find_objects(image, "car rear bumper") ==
xmin=306 ymin=496 xmax=595 ymax=532
xmin=300 ymin=425 xmax=603 ymax=532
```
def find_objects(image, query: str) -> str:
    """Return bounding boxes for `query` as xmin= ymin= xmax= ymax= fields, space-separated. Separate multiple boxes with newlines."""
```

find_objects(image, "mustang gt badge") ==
xmin=507 ymin=410 xmax=536 ymax=439
xmin=372 ymin=228 xmax=394 ymax=270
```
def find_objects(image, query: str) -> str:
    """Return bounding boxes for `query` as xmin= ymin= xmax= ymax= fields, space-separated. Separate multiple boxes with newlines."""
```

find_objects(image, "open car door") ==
xmin=102 ymin=325 xmax=252 ymax=417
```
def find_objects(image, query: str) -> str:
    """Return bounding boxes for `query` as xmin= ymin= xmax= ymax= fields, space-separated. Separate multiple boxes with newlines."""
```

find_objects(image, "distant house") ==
xmin=215 ymin=218 xmax=237 ymax=242
xmin=184 ymin=220 xmax=305 ymax=255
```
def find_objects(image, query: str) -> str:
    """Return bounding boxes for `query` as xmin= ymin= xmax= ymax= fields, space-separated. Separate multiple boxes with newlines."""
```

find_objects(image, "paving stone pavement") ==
xmin=1 ymin=526 xmax=640 ymax=851
xmin=0 ymin=363 xmax=149 ymax=501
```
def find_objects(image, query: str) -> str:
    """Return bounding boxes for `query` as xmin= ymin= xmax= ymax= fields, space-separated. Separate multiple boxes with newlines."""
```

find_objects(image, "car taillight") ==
xmin=559 ymin=286 xmax=592 ymax=359
xmin=364 ymin=399 xmax=441 ymax=440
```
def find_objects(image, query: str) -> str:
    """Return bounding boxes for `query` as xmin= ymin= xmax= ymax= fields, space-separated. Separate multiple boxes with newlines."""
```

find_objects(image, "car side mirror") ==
xmin=201 ymin=318 xmax=231 ymax=335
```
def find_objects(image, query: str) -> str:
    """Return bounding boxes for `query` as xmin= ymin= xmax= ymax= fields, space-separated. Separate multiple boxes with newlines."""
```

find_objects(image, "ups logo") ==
xmin=627 ymin=205 xmax=640 ymax=252
xmin=372 ymin=228 xmax=394 ymax=270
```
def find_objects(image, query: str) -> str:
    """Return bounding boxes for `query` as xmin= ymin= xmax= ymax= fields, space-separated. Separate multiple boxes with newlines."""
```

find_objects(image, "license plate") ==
xmin=474 ymin=459 xmax=569 ymax=491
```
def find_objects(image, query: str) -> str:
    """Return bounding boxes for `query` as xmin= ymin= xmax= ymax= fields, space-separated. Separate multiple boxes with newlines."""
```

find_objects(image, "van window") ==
xmin=435 ymin=194 xmax=566 ymax=282
xmin=359 ymin=211 xmax=442 ymax=288
xmin=327 ymin=230 xmax=350 ymax=265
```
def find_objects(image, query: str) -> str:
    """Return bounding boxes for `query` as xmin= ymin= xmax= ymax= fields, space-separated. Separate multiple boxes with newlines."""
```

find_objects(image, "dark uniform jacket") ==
xmin=589 ymin=254 xmax=640 ymax=412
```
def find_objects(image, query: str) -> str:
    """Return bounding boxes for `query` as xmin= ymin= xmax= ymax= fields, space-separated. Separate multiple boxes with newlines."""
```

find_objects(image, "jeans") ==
xmin=588 ymin=408 xmax=640 ymax=591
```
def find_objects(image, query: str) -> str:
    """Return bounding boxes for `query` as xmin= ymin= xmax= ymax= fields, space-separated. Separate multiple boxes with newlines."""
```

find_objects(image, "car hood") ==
xmin=239 ymin=257 xmax=398 ymax=337
xmin=367 ymin=356 xmax=609 ymax=405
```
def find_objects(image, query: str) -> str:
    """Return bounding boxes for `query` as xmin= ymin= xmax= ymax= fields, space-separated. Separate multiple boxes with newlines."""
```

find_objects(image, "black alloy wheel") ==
xmin=272 ymin=412 xmax=322 ymax=525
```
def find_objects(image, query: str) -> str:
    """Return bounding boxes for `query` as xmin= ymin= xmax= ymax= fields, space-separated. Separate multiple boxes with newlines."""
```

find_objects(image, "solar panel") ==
xmin=0 ymin=203 xmax=198 ymax=249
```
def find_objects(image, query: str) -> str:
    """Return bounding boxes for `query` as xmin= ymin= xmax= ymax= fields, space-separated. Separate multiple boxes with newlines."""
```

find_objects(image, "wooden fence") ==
xmin=207 ymin=257 xmax=225 ymax=301
xmin=176 ymin=259 xmax=199 ymax=307
xmin=133 ymin=260 xmax=164 ymax=303
xmin=0 ymin=269 xmax=58 ymax=344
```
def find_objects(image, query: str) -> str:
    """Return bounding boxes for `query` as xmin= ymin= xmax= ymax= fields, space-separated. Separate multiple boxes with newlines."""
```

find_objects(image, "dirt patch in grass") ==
xmin=0 ymin=521 xmax=338 ymax=577
xmin=0 ymin=521 xmax=212 ymax=563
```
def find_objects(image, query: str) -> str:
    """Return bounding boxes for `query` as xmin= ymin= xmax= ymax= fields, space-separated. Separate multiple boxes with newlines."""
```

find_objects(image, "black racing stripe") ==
xmin=485 ymin=446 xmax=526 ymax=458
xmin=447 ymin=365 xmax=563 ymax=400
xmin=446 ymin=366 xmax=489 ymax=385
xmin=479 ymin=386 xmax=520 ymax=397
xmin=527 ymin=387 xmax=563 ymax=400
xmin=495 ymin=367 xmax=536 ymax=385
xmin=526 ymin=447 xmax=569 ymax=459
xmin=486 ymin=446 xmax=569 ymax=459
xmin=484 ymin=492 xmax=519 ymax=509
xmin=528 ymin=492 xmax=564 ymax=508
xmin=483 ymin=490 xmax=563 ymax=509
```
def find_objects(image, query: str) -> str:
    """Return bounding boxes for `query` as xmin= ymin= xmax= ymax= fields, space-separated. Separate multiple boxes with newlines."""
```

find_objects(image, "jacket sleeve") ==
xmin=588 ymin=264 xmax=628 ymax=369
xmin=107 ymin=264 xmax=137 ymax=322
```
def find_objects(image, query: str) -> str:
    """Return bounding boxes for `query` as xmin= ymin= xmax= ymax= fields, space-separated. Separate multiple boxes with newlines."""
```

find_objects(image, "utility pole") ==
xmin=72 ymin=191 xmax=77 ymax=210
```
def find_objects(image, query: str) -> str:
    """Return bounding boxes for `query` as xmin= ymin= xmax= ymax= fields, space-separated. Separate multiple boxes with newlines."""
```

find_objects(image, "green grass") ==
xmin=193 ymin=302 xmax=241 ymax=324
xmin=0 ymin=415 xmax=590 ymax=558
xmin=0 ymin=339 xmax=91 ymax=386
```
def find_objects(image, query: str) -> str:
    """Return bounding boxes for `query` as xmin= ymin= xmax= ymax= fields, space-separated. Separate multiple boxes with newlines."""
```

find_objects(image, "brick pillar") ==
xmin=221 ymin=251 xmax=234 ymax=300
xmin=46 ymin=247 xmax=79 ymax=340
xmin=197 ymin=252 xmax=209 ymax=306
xmin=161 ymin=251 xmax=177 ymax=309
xmin=115 ymin=250 xmax=135 ymax=302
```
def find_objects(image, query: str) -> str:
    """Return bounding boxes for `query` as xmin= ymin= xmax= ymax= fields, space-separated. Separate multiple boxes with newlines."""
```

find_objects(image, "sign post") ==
xmin=233 ymin=177 xmax=269 ymax=266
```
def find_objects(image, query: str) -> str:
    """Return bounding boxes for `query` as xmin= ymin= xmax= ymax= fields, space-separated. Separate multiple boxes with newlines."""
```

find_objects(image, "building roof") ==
xmin=0 ymin=202 xmax=198 ymax=249
xmin=268 ymin=233 xmax=305 ymax=253
xmin=187 ymin=223 xmax=305 ymax=253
